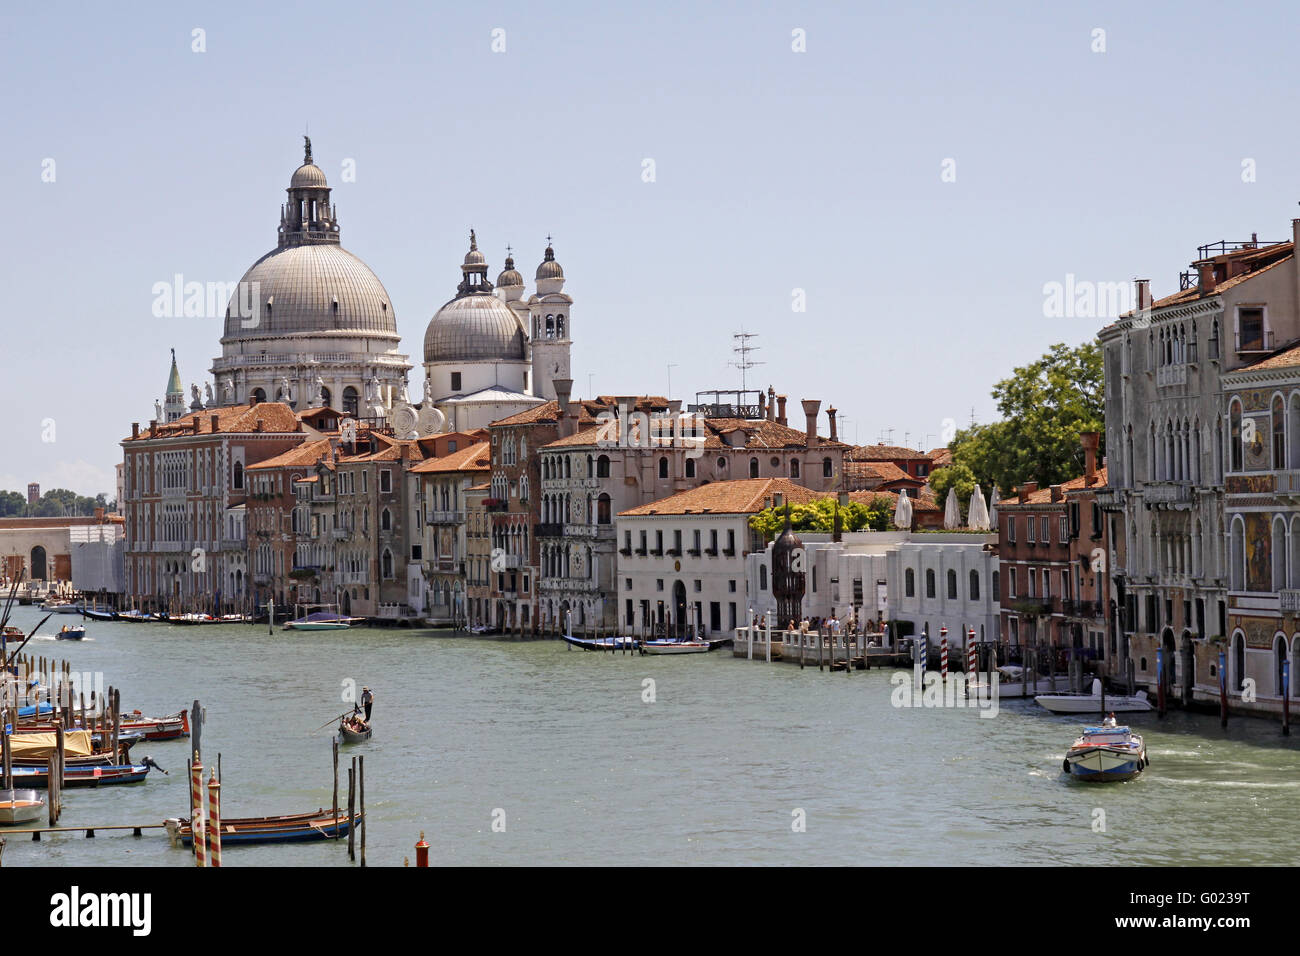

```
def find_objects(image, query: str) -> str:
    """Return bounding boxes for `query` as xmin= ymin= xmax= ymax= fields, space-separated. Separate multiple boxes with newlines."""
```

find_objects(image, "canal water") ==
xmin=2 ymin=604 xmax=1297 ymax=867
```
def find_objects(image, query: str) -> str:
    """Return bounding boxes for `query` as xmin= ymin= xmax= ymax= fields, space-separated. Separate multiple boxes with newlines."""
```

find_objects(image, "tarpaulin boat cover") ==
xmin=8 ymin=730 xmax=93 ymax=758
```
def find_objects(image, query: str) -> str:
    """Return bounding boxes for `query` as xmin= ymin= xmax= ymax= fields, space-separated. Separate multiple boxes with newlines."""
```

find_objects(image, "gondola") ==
xmin=82 ymin=607 xmax=118 ymax=622
xmin=338 ymin=714 xmax=372 ymax=743
xmin=164 ymin=808 xmax=361 ymax=845
xmin=9 ymin=762 xmax=154 ymax=788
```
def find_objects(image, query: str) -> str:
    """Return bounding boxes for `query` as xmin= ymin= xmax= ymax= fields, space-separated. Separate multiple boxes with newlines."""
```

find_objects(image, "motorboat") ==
xmin=283 ymin=606 xmax=358 ymax=631
xmin=966 ymin=664 xmax=1070 ymax=698
xmin=641 ymin=638 xmax=712 ymax=655
xmin=40 ymin=600 xmax=82 ymax=614
xmin=1036 ymin=678 xmax=1152 ymax=714
xmin=56 ymin=624 xmax=86 ymax=640
xmin=172 ymin=613 xmax=219 ymax=625
xmin=0 ymin=788 xmax=45 ymax=825
xmin=1063 ymin=723 xmax=1147 ymax=781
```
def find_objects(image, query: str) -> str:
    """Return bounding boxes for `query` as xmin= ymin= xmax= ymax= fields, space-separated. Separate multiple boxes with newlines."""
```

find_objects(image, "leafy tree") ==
xmin=0 ymin=491 xmax=25 ymax=517
xmin=937 ymin=342 xmax=1103 ymax=496
xmin=749 ymin=495 xmax=896 ymax=540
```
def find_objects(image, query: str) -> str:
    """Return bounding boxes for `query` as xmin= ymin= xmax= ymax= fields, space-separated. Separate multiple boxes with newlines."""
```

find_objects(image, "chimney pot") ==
xmin=801 ymin=399 xmax=821 ymax=447
xmin=1198 ymin=261 xmax=1217 ymax=293
xmin=131 ymin=422 xmax=139 ymax=439
xmin=210 ymin=414 xmax=219 ymax=433
xmin=1135 ymin=278 xmax=1151 ymax=313
xmin=1050 ymin=484 xmax=1063 ymax=502
xmin=826 ymin=406 xmax=838 ymax=443
xmin=776 ymin=395 xmax=788 ymax=427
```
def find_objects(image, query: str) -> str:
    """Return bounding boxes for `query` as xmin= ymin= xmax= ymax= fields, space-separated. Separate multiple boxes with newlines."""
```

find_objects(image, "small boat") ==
xmin=117 ymin=609 xmax=149 ymax=622
xmin=219 ymin=613 xmax=250 ymax=623
xmin=967 ymin=665 xmax=1078 ymax=698
xmin=1063 ymin=723 xmax=1147 ymax=781
xmin=82 ymin=607 xmax=118 ymax=622
xmin=641 ymin=638 xmax=712 ymax=655
xmin=561 ymin=634 xmax=639 ymax=651
xmin=284 ymin=608 xmax=354 ymax=631
xmin=120 ymin=710 xmax=190 ymax=740
xmin=165 ymin=809 xmax=361 ymax=846
xmin=56 ymin=624 xmax=86 ymax=641
xmin=0 ymin=789 xmax=45 ymax=825
xmin=1036 ymin=678 xmax=1153 ymax=714
xmin=11 ymin=762 xmax=154 ymax=788
xmin=40 ymin=600 xmax=83 ymax=614
xmin=172 ymin=613 xmax=219 ymax=625
xmin=338 ymin=714 xmax=372 ymax=743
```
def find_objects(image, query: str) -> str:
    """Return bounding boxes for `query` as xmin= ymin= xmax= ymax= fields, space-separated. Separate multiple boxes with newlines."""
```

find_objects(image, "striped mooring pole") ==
xmin=190 ymin=752 xmax=205 ymax=867
xmin=1219 ymin=649 xmax=1229 ymax=728
xmin=207 ymin=769 xmax=222 ymax=868
xmin=940 ymin=626 xmax=948 ymax=683
xmin=1156 ymin=647 xmax=1166 ymax=718
xmin=967 ymin=628 xmax=977 ymax=676
xmin=1283 ymin=659 xmax=1290 ymax=737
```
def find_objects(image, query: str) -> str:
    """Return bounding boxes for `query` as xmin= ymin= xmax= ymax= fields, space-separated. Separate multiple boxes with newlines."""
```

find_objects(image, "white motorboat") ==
xmin=1063 ymin=723 xmax=1147 ymax=781
xmin=1036 ymin=678 xmax=1153 ymax=714
xmin=966 ymin=665 xmax=1070 ymax=698
xmin=641 ymin=638 xmax=711 ymax=655
xmin=0 ymin=788 xmax=45 ymax=825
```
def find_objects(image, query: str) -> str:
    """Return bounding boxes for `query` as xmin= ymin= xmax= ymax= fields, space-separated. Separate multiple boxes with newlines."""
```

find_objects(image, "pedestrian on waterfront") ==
xmin=361 ymin=686 xmax=374 ymax=722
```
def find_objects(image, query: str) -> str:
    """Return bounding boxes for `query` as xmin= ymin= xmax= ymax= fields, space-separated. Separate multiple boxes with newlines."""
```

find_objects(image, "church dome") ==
xmin=290 ymin=162 xmax=328 ymax=188
xmin=222 ymin=243 xmax=398 ymax=341
xmin=424 ymin=294 xmax=526 ymax=363
xmin=536 ymin=244 xmax=564 ymax=281
xmin=496 ymin=255 xmax=523 ymax=288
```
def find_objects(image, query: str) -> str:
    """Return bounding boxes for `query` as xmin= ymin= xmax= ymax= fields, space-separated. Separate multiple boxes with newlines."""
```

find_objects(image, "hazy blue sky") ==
xmin=4 ymin=1 xmax=1300 ymax=497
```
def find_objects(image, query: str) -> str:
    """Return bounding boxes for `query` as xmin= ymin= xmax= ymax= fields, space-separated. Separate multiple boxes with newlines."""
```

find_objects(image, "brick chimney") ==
xmin=826 ymin=407 xmax=838 ymax=442
xmin=1135 ymin=278 xmax=1151 ymax=313
xmin=210 ymin=414 xmax=219 ymax=433
xmin=255 ymin=417 xmax=264 ymax=433
xmin=131 ymin=423 xmax=139 ymax=439
xmin=1018 ymin=481 xmax=1037 ymax=503
xmin=1080 ymin=431 xmax=1100 ymax=485
xmin=1050 ymin=484 xmax=1063 ymax=502
xmin=767 ymin=387 xmax=776 ymax=422
xmin=801 ymin=399 xmax=821 ymax=446
xmin=1198 ymin=260 xmax=1217 ymax=293
xmin=777 ymin=395 xmax=788 ymax=427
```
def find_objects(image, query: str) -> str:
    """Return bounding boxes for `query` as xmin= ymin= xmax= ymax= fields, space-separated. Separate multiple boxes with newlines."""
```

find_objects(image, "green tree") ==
xmin=938 ymin=342 xmax=1103 ymax=496
xmin=748 ymin=495 xmax=896 ymax=540
xmin=0 ymin=491 xmax=26 ymax=517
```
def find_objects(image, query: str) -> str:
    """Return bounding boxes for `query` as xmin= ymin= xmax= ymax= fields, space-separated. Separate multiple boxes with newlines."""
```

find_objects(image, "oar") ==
xmin=309 ymin=710 xmax=355 ymax=735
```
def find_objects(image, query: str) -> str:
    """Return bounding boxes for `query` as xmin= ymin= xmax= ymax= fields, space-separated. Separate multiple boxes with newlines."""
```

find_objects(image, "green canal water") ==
xmin=2 ymin=604 xmax=1297 ymax=867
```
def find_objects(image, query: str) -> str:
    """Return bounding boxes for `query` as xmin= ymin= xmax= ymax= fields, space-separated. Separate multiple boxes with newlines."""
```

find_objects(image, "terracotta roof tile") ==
xmin=125 ymin=402 xmax=302 ymax=441
xmin=246 ymin=439 xmax=334 ymax=471
xmin=999 ymin=467 xmax=1109 ymax=506
xmin=847 ymin=444 xmax=933 ymax=461
xmin=409 ymin=441 xmax=492 ymax=474
xmin=618 ymin=478 xmax=827 ymax=516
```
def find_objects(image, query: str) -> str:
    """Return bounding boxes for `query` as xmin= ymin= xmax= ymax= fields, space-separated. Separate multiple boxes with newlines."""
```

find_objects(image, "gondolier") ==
xmin=361 ymin=686 xmax=373 ymax=721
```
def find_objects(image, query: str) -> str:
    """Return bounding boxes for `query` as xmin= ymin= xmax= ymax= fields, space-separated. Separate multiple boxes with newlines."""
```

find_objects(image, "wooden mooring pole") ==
xmin=359 ymin=754 xmax=366 ymax=868
xmin=332 ymin=738 xmax=340 ymax=840
xmin=347 ymin=759 xmax=356 ymax=862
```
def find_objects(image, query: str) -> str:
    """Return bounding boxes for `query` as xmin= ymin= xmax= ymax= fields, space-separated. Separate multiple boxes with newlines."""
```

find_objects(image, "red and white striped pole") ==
xmin=940 ymin=626 xmax=948 ymax=683
xmin=207 ymin=768 xmax=222 ymax=868
xmin=967 ymin=628 xmax=977 ymax=676
xmin=190 ymin=751 xmax=205 ymax=867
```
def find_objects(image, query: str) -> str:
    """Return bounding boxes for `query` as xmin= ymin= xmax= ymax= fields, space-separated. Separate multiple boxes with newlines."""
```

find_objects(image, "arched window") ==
xmin=556 ymin=315 xmax=565 ymax=338
xmin=381 ymin=549 xmax=393 ymax=579
xmin=320 ymin=386 xmax=331 ymax=409
xmin=685 ymin=458 xmax=696 ymax=478
xmin=1229 ymin=399 xmax=1243 ymax=472
xmin=969 ymin=570 xmax=980 ymax=601
xmin=790 ymin=459 xmax=800 ymax=479
xmin=905 ymin=568 xmax=915 ymax=598
xmin=947 ymin=569 xmax=957 ymax=599
xmin=1229 ymin=516 xmax=1246 ymax=591
xmin=381 ymin=508 xmax=391 ymax=532
xmin=1273 ymin=515 xmax=1288 ymax=592
xmin=749 ymin=457 xmax=759 ymax=479
xmin=233 ymin=461 xmax=244 ymax=490
xmin=343 ymin=386 xmax=358 ymax=417
xmin=1274 ymin=394 xmax=1287 ymax=468
xmin=658 ymin=457 xmax=669 ymax=479
xmin=925 ymin=569 xmax=936 ymax=599
xmin=597 ymin=455 xmax=610 ymax=478
xmin=545 ymin=315 xmax=555 ymax=336
xmin=565 ymin=457 xmax=571 ymax=478
xmin=1209 ymin=319 xmax=1221 ymax=359
xmin=717 ymin=457 xmax=727 ymax=471
xmin=597 ymin=494 xmax=611 ymax=525
xmin=251 ymin=387 xmax=266 ymax=404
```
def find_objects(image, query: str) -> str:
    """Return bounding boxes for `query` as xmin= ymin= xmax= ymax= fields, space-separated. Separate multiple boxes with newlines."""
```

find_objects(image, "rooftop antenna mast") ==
xmin=729 ymin=329 xmax=764 ymax=393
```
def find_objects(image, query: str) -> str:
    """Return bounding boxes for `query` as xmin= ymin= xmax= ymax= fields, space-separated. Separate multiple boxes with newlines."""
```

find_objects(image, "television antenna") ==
xmin=729 ymin=329 xmax=764 ymax=392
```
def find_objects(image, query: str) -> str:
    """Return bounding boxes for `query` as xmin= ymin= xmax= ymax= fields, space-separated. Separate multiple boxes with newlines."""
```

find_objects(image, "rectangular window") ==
xmin=1237 ymin=306 xmax=1266 ymax=352
xmin=1041 ymin=516 xmax=1050 ymax=542
xmin=1060 ymin=515 xmax=1069 ymax=542
xmin=1027 ymin=519 xmax=1035 ymax=543
xmin=1009 ymin=568 xmax=1017 ymax=597
xmin=656 ymin=579 xmax=664 ymax=591
xmin=451 ymin=372 xmax=462 ymax=391
xmin=1007 ymin=518 xmax=1016 ymax=543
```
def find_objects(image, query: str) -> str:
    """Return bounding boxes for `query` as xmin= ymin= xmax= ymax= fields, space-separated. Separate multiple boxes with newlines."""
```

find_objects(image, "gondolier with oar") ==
xmin=361 ymin=686 xmax=373 ymax=722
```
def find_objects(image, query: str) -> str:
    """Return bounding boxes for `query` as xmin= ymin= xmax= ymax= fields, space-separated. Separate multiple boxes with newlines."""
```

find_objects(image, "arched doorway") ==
xmin=1179 ymin=631 xmax=1195 ymax=704
xmin=672 ymin=581 xmax=687 ymax=639
xmin=1161 ymin=628 xmax=1176 ymax=695
xmin=30 ymin=546 xmax=47 ymax=581
xmin=1232 ymin=631 xmax=1246 ymax=692
xmin=1275 ymin=634 xmax=1288 ymax=697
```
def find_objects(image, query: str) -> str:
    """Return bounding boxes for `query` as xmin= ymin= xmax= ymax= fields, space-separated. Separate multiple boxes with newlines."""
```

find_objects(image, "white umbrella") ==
xmin=893 ymin=492 xmax=913 ymax=530
xmin=988 ymin=486 xmax=1001 ymax=525
xmin=944 ymin=487 xmax=961 ymax=529
xmin=967 ymin=483 xmax=990 ymax=531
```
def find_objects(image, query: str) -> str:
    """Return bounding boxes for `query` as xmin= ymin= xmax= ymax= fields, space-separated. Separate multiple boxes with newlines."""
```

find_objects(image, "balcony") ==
xmin=1144 ymin=482 xmax=1193 ymax=506
xmin=1061 ymin=599 xmax=1103 ymax=619
xmin=535 ymin=522 xmax=563 ymax=538
xmin=1235 ymin=328 xmax=1274 ymax=354
xmin=1156 ymin=365 xmax=1187 ymax=387
xmin=427 ymin=510 xmax=464 ymax=525
xmin=1281 ymin=590 xmax=1300 ymax=612
xmin=1276 ymin=472 xmax=1300 ymax=497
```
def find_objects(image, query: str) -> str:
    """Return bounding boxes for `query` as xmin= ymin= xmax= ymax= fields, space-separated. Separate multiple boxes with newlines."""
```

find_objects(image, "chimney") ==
xmin=1018 ymin=481 xmax=1037 ymax=503
xmin=148 ymin=420 xmax=157 ymax=437
xmin=776 ymin=395 xmax=787 ymax=427
xmin=826 ymin=406 xmax=838 ymax=442
xmin=210 ymin=414 xmax=219 ymax=433
xmin=767 ymin=386 xmax=776 ymax=422
xmin=1050 ymin=484 xmax=1063 ymax=503
xmin=801 ymin=399 xmax=821 ymax=447
xmin=553 ymin=378 xmax=575 ymax=438
xmin=1135 ymin=278 xmax=1151 ymax=313
xmin=255 ymin=417 xmax=264 ymax=433
xmin=131 ymin=423 xmax=139 ymax=439
xmin=1080 ymin=431 xmax=1100 ymax=485
xmin=1198 ymin=261 xmax=1217 ymax=293
xmin=758 ymin=391 xmax=767 ymax=419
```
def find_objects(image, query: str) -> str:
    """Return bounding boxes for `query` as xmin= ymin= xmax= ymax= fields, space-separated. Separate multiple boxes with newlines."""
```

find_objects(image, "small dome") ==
xmin=291 ymin=162 xmax=328 ymax=189
xmin=536 ymin=244 xmax=564 ymax=281
xmin=497 ymin=255 xmax=523 ymax=288
xmin=424 ymin=294 xmax=526 ymax=364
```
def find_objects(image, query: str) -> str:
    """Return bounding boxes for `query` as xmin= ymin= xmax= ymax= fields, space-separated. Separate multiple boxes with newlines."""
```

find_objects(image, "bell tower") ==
xmin=528 ymin=240 xmax=572 ymax=401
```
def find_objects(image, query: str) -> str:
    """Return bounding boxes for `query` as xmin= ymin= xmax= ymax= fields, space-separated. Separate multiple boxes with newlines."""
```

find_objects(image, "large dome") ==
xmin=222 ymin=243 xmax=398 ymax=342
xmin=424 ymin=294 xmax=526 ymax=363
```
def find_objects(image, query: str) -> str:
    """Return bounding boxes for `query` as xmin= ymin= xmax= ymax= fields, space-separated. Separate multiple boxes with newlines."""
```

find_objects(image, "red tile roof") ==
xmin=618 ymin=478 xmax=828 ymax=516
xmin=847 ymin=443 xmax=933 ymax=461
xmin=125 ymin=402 xmax=302 ymax=441
xmin=247 ymin=439 xmax=335 ymax=471
xmin=409 ymin=442 xmax=492 ymax=474
xmin=999 ymin=467 xmax=1109 ymax=506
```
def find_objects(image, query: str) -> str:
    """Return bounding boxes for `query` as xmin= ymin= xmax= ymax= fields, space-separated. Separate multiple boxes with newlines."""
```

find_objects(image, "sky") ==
xmin=4 ymin=0 xmax=1300 ymax=497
